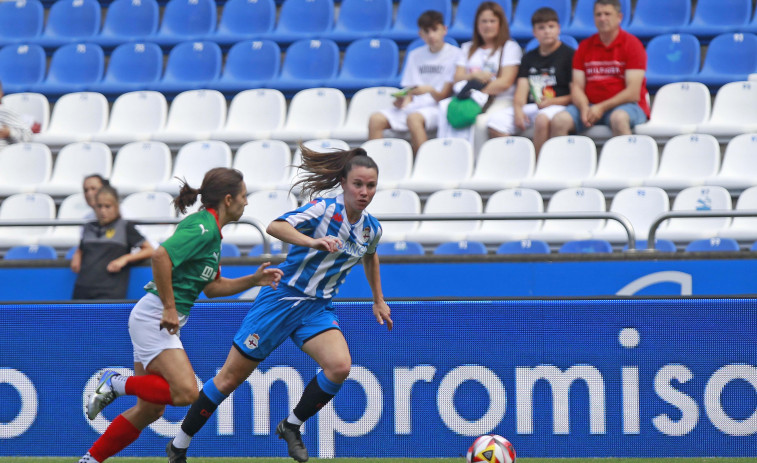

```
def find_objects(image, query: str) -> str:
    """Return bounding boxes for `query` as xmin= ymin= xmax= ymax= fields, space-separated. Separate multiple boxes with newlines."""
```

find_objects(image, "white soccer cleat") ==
xmin=86 ymin=370 xmax=120 ymax=420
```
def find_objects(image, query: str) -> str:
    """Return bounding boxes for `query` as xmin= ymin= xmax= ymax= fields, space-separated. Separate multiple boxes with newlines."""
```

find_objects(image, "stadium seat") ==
xmin=717 ymin=186 xmax=757 ymax=242
xmin=37 ymin=193 xmax=91 ymax=249
xmin=29 ymin=43 xmax=104 ymax=96
xmin=211 ymin=88 xmax=286 ymax=142
xmin=156 ymin=140 xmax=232 ymax=195
xmin=4 ymin=244 xmax=57 ymax=260
xmin=324 ymin=0 xmax=392 ymax=43
xmin=89 ymin=42 xmax=163 ymax=96
xmin=275 ymin=39 xmax=340 ymax=94
xmin=271 ymin=0 xmax=335 ymax=44
xmin=0 ymin=0 xmax=44 ymax=46
xmin=1 ymin=92 xmax=50 ymax=133
xmin=121 ymin=191 xmax=176 ymax=246
xmin=405 ymin=189 xmax=483 ymax=244
xmin=0 ymin=143 xmax=52 ymax=197
xmin=644 ymin=134 xmax=720 ymax=191
xmin=376 ymin=240 xmax=425 ymax=256
xmin=683 ymin=0 xmax=752 ymax=39
xmin=109 ymin=141 xmax=172 ymax=195
xmin=0 ymin=193 xmax=56 ymax=247
xmin=359 ymin=138 xmax=413 ymax=190
xmin=153 ymin=0 xmax=217 ymax=46
xmin=558 ymin=239 xmax=613 ymax=254
xmin=519 ymin=136 xmax=597 ymax=192
xmin=705 ymin=134 xmax=757 ymax=190
xmin=525 ymin=34 xmax=578 ymax=52
xmin=272 ymin=88 xmax=346 ymax=142
xmin=582 ymin=135 xmax=659 ymax=192
xmin=92 ymin=91 xmax=168 ymax=145
xmin=151 ymin=89 xmax=227 ymax=145
xmin=564 ymin=0 xmax=629 ymax=39
xmin=656 ymin=185 xmax=732 ymax=242
xmin=397 ymin=138 xmax=474 ymax=194
xmin=36 ymin=142 xmax=112 ymax=197
xmin=634 ymin=82 xmax=711 ymax=137
xmin=697 ymin=81 xmax=757 ymax=137
xmin=448 ymin=0 xmax=512 ymax=42
xmin=213 ymin=40 xmax=281 ymax=94
xmin=233 ymin=140 xmax=291 ymax=192
xmin=459 ymin=137 xmax=536 ymax=193
xmin=685 ymin=237 xmax=740 ymax=252
xmin=382 ymin=0 xmax=452 ymax=43
xmin=366 ymin=189 xmax=422 ymax=242
xmin=592 ymin=187 xmax=670 ymax=243
xmin=0 ymin=44 xmax=46 ymax=94
xmin=528 ymin=187 xmax=606 ymax=243
xmin=280 ymin=138 xmax=350 ymax=194
xmin=331 ymin=86 xmax=398 ymax=142
xmin=496 ymin=239 xmax=550 ymax=255
xmin=626 ymin=0 xmax=691 ymax=39
xmin=152 ymin=41 xmax=222 ymax=94
xmin=434 ymin=240 xmax=488 ymax=255
xmin=33 ymin=92 xmax=109 ymax=147
xmin=224 ymin=190 xmax=298 ymax=246
xmin=644 ymin=34 xmax=701 ymax=90
xmin=326 ymin=38 xmax=399 ymax=92
xmin=36 ymin=0 xmax=101 ymax=48
xmin=95 ymin=0 xmax=160 ymax=48
xmin=623 ymin=239 xmax=677 ymax=252
xmin=467 ymin=188 xmax=544 ymax=243
xmin=212 ymin=0 xmax=275 ymax=45
xmin=697 ymin=33 xmax=757 ymax=89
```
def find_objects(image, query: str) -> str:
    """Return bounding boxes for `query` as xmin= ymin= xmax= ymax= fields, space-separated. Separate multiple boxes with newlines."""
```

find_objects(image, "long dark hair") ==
xmin=173 ymin=167 xmax=244 ymax=215
xmin=293 ymin=145 xmax=378 ymax=200
xmin=469 ymin=1 xmax=510 ymax=59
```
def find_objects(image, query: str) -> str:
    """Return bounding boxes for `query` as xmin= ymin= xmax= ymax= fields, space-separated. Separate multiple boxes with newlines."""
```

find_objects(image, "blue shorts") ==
xmin=564 ymin=102 xmax=648 ymax=133
xmin=233 ymin=284 xmax=341 ymax=361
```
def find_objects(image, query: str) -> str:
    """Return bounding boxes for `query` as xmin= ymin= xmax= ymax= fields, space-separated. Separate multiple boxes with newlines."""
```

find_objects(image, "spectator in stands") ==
xmin=487 ymin=7 xmax=574 ymax=156
xmin=368 ymin=10 xmax=460 ymax=153
xmin=549 ymin=0 xmax=650 ymax=138
xmin=70 ymin=185 xmax=154 ymax=299
xmin=437 ymin=1 xmax=522 ymax=153
xmin=82 ymin=174 xmax=110 ymax=219
xmin=0 ymin=81 xmax=33 ymax=149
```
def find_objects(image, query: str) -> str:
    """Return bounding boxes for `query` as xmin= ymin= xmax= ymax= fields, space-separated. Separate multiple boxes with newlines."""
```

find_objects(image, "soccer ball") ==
xmin=466 ymin=434 xmax=516 ymax=463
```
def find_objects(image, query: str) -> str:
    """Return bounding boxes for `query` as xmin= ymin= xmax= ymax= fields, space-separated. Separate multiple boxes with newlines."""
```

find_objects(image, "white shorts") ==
xmin=379 ymin=101 xmax=440 ymax=132
xmin=129 ymin=292 xmax=188 ymax=369
xmin=487 ymin=103 xmax=566 ymax=135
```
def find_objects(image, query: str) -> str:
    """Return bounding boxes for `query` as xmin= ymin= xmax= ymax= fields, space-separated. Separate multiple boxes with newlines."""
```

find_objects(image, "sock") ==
xmin=176 ymin=378 xmax=228 ymax=446
xmin=124 ymin=374 xmax=173 ymax=405
xmin=110 ymin=375 xmax=127 ymax=396
xmin=88 ymin=414 xmax=141 ymax=462
xmin=291 ymin=371 xmax=342 ymax=423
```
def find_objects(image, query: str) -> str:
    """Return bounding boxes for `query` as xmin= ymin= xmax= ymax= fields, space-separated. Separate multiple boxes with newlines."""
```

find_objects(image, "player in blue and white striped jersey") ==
xmin=168 ymin=145 xmax=392 ymax=463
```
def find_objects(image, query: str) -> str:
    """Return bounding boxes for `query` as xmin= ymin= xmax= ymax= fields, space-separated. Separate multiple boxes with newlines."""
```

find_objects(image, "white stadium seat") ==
xmin=405 ymin=189 xmax=483 ymax=244
xmin=466 ymin=188 xmax=544 ymax=243
xmin=0 ymin=142 xmax=52 ymax=196
xmin=458 ymin=137 xmax=536 ymax=193
xmin=36 ymin=142 xmax=112 ymax=197
xmin=634 ymin=82 xmax=711 ymax=138
xmin=110 ymin=141 xmax=172 ymax=195
xmin=366 ymin=188 xmax=422 ymax=242
xmin=38 ymin=193 xmax=92 ymax=249
xmin=717 ymin=186 xmax=757 ymax=242
xmin=582 ymin=135 xmax=659 ymax=193
xmin=120 ymin=191 xmax=176 ymax=246
xmin=156 ymin=140 xmax=232 ymax=195
xmin=360 ymin=138 xmax=413 ymax=190
xmin=233 ymin=140 xmax=292 ymax=193
xmin=705 ymin=133 xmax=757 ymax=191
xmin=1 ymin=92 xmax=50 ymax=133
xmin=644 ymin=134 xmax=720 ymax=191
xmin=397 ymin=138 xmax=474 ymax=194
xmin=697 ymin=81 xmax=757 ymax=138
xmin=92 ymin=91 xmax=167 ymax=145
xmin=278 ymin=138 xmax=350 ymax=194
xmin=331 ymin=86 xmax=397 ymax=142
xmin=528 ymin=187 xmax=606 ymax=243
xmin=151 ymin=89 xmax=227 ymax=145
xmin=211 ymin=89 xmax=286 ymax=143
xmin=592 ymin=187 xmax=670 ymax=243
xmin=656 ymin=185 xmax=732 ymax=242
xmin=519 ymin=136 xmax=597 ymax=192
xmin=0 ymin=193 xmax=56 ymax=247
xmin=33 ymin=92 xmax=109 ymax=147
xmin=272 ymin=88 xmax=346 ymax=142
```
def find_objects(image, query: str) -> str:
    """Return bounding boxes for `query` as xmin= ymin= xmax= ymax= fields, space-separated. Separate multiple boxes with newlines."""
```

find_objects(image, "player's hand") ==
xmin=312 ymin=236 xmax=342 ymax=253
xmin=252 ymin=262 xmax=284 ymax=289
xmin=160 ymin=307 xmax=180 ymax=335
xmin=373 ymin=300 xmax=393 ymax=331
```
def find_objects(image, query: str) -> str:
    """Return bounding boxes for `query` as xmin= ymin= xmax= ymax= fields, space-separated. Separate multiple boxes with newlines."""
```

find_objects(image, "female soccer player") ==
xmin=166 ymin=146 xmax=392 ymax=463
xmin=79 ymin=168 xmax=284 ymax=463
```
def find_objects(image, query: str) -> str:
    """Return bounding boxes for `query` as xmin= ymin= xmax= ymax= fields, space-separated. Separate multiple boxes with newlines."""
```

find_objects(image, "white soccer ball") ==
xmin=466 ymin=434 xmax=516 ymax=463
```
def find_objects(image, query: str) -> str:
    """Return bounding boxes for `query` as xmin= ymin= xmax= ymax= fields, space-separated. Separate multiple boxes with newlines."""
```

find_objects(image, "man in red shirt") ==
xmin=550 ymin=0 xmax=649 ymax=137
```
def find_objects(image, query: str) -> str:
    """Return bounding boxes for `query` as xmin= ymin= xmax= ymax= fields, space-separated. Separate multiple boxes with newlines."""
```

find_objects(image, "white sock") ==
xmin=78 ymin=452 xmax=99 ymax=463
xmin=110 ymin=374 xmax=128 ymax=396
xmin=172 ymin=430 xmax=192 ymax=449
xmin=286 ymin=413 xmax=303 ymax=427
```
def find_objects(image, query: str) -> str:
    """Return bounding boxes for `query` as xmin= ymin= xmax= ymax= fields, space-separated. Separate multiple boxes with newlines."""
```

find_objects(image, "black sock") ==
xmin=292 ymin=375 xmax=336 ymax=422
xmin=180 ymin=390 xmax=219 ymax=437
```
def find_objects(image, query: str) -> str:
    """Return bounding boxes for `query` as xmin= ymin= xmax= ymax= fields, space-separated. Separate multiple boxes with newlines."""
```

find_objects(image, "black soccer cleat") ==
xmin=166 ymin=441 xmax=188 ymax=463
xmin=276 ymin=419 xmax=309 ymax=462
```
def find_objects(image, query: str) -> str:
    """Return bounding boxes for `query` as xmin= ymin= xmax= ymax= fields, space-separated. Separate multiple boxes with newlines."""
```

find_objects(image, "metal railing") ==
xmin=647 ymin=210 xmax=757 ymax=250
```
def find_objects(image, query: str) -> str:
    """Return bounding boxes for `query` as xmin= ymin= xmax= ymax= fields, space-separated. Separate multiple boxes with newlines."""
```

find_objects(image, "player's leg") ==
xmin=368 ymin=112 xmax=391 ymax=139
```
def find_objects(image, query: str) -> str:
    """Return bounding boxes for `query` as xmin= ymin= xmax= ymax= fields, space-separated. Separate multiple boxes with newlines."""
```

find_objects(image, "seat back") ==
xmin=45 ymin=43 xmax=104 ymax=86
xmin=217 ymin=0 xmax=275 ymax=36
xmin=376 ymin=240 xmax=424 ymax=255
xmin=43 ymin=192 xmax=92 ymax=246
xmin=43 ymin=0 xmax=101 ymax=39
xmin=110 ymin=141 xmax=172 ymax=189
xmin=102 ymin=42 xmax=163 ymax=85
xmin=1 ymin=92 xmax=49 ymax=132
xmin=158 ymin=0 xmax=217 ymax=38
xmin=100 ymin=0 xmax=160 ymax=38
xmin=360 ymin=138 xmax=413 ymax=188
xmin=46 ymin=92 xmax=109 ymax=134
xmin=629 ymin=0 xmax=691 ymax=30
xmin=685 ymin=237 xmax=740 ymax=252
xmin=164 ymin=89 xmax=227 ymax=132
xmin=393 ymin=0 xmax=452 ymax=31
xmin=700 ymin=33 xmax=757 ymax=77
xmin=472 ymin=136 xmax=535 ymax=182
xmin=106 ymin=91 xmax=167 ymax=134
xmin=279 ymin=39 xmax=340 ymax=82
xmin=49 ymin=142 xmax=112 ymax=184
xmin=221 ymin=40 xmax=280 ymax=83
xmin=338 ymin=38 xmax=399 ymax=81
xmin=0 ymin=44 xmax=46 ymax=89
xmin=284 ymin=87 xmax=346 ymax=131
xmin=223 ymin=88 xmax=285 ymax=132
xmin=172 ymin=140 xmax=233 ymax=188
xmin=717 ymin=134 xmax=757 ymax=177
xmin=366 ymin=188 xmax=421 ymax=239
xmin=541 ymin=187 xmax=606 ymax=233
xmin=656 ymin=134 xmax=720 ymax=178
xmin=533 ymin=136 xmax=597 ymax=181
xmin=0 ymin=142 xmax=52 ymax=188
xmin=559 ymin=239 xmax=613 ymax=254
xmin=666 ymin=186 xmax=732 ymax=233
xmin=417 ymin=189 xmax=483 ymax=234
xmin=162 ymin=41 xmax=222 ymax=83
xmin=121 ymin=191 xmax=176 ymax=244
xmin=496 ymin=239 xmax=550 ymax=254
xmin=479 ymin=188 xmax=543 ymax=234
xmin=434 ymin=240 xmax=487 ymax=255
xmin=0 ymin=0 xmax=43 ymax=41
xmin=411 ymin=138 xmax=474 ymax=182
xmin=646 ymin=34 xmax=700 ymax=81
xmin=690 ymin=0 xmax=751 ymax=29
xmin=725 ymin=185 xmax=757 ymax=232
xmin=5 ymin=245 xmax=57 ymax=260
xmin=0 ymin=193 xmax=56 ymax=239
xmin=334 ymin=0 xmax=392 ymax=35
xmin=708 ymin=80 xmax=757 ymax=125
xmin=645 ymin=81 xmax=710 ymax=125
xmin=242 ymin=190 xmax=299 ymax=231
xmin=595 ymin=135 xmax=659 ymax=180
xmin=276 ymin=0 xmax=334 ymax=35
xmin=607 ymin=187 xmax=670 ymax=239
xmin=233 ymin=140 xmax=291 ymax=188
xmin=340 ymin=86 xmax=397 ymax=131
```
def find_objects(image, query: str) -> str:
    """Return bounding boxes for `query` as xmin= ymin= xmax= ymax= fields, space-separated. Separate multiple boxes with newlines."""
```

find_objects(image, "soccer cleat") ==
xmin=276 ymin=419 xmax=309 ymax=462
xmin=86 ymin=370 xmax=120 ymax=420
xmin=166 ymin=441 xmax=188 ymax=463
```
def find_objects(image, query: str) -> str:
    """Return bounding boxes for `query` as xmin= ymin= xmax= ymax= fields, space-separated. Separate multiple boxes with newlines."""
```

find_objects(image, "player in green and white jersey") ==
xmin=77 ymin=168 xmax=283 ymax=463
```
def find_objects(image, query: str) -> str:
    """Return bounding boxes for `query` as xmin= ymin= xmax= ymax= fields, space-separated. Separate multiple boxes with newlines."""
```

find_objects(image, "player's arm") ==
xmin=267 ymin=219 xmax=342 ymax=252
xmin=592 ymin=69 xmax=645 ymax=114
xmin=362 ymin=251 xmax=392 ymax=330
xmin=203 ymin=262 xmax=283 ymax=298
xmin=152 ymin=246 xmax=180 ymax=334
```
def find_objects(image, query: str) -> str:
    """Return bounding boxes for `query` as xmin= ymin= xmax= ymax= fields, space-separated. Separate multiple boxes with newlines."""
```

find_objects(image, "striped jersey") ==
xmin=277 ymin=194 xmax=382 ymax=299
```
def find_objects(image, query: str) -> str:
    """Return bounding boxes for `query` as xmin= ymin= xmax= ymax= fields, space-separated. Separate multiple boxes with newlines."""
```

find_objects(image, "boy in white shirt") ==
xmin=368 ymin=10 xmax=460 ymax=153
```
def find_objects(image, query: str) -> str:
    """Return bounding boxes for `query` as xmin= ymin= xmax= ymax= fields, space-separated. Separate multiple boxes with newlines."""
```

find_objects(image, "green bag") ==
xmin=446 ymin=96 xmax=482 ymax=129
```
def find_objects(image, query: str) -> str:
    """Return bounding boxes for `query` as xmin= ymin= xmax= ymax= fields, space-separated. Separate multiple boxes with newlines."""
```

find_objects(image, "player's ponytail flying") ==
xmin=173 ymin=168 xmax=245 ymax=214
xmin=294 ymin=145 xmax=379 ymax=200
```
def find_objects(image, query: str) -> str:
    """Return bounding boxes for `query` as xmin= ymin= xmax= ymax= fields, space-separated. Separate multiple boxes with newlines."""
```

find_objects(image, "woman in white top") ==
xmin=437 ymin=1 xmax=522 ymax=154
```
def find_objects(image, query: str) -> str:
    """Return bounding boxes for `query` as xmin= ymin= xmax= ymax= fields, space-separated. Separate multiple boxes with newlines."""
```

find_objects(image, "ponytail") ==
xmin=172 ymin=168 xmax=245 ymax=215
xmin=293 ymin=145 xmax=378 ymax=199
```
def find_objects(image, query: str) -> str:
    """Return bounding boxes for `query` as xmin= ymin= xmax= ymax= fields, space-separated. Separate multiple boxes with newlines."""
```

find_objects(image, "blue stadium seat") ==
xmin=565 ymin=0 xmax=630 ymax=40
xmin=381 ymin=0 xmax=452 ymax=43
xmin=29 ymin=43 xmax=105 ymax=96
xmin=645 ymin=33 xmax=701 ymax=90
xmin=220 ymin=242 xmax=241 ymax=257
xmin=434 ymin=240 xmax=488 ymax=255
xmin=153 ymin=0 xmax=217 ymax=47
xmin=525 ymin=34 xmax=578 ymax=52
xmin=496 ymin=239 xmax=550 ymax=254
xmin=0 ymin=44 xmax=46 ymax=94
xmin=448 ymin=0 xmax=512 ymax=42
xmin=323 ymin=0 xmax=392 ymax=43
xmin=626 ymin=0 xmax=691 ymax=39
xmin=326 ymin=38 xmax=399 ymax=92
xmin=271 ymin=0 xmax=335 ymax=44
xmin=214 ymin=40 xmax=280 ymax=93
xmin=511 ymin=0 xmax=572 ymax=41
xmin=212 ymin=0 xmax=275 ymax=46
xmin=558 ymin=239 xmax=613 ymax=254
xmin=274 ymin=38 xmax=340 ymax=93
xmin=623 ymin=239 xmax=677 ymax=252
xmin=151 ymin=41 xmax=222 ymax=94
xmin=90 ymin=42 xmax=163 ymax=96
xmin=65 ymin=246 xmax=78 ymax=260
xmin=683 ymin=0 xmax=752 ymax=39
xmin=95 ymin=0 xmax=160 ymax=48
xmin=697 ymin=33 xmax=757 ymax=89
xmin=376 ymin=241 xmax=425 ymax=256
xmin=0 ymin=0 xmax=44 ymax=46
xmin=36 ymin=0 xmax=102 ymax=49
xmin=248 ymin=241 xmax=285 ymax=257
xmin=4 ymin=245 xmax=57 ymax=260
xmin=685 ymin=237 xmax=741 ymax=252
